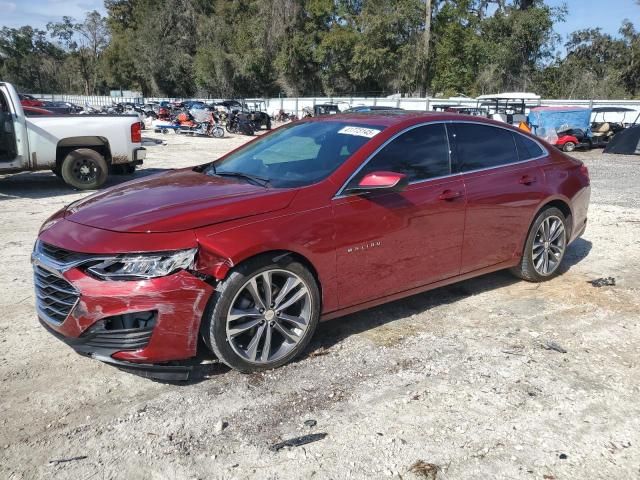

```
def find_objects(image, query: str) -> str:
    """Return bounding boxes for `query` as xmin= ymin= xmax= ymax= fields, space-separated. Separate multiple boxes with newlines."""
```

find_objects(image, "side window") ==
xmin=452 ymin=123 xmax=518 ymax=172
xmin=514 ymin=132 xmax=544 ymax=160
xmin=358 ymin=124 xmax=450 ymax=182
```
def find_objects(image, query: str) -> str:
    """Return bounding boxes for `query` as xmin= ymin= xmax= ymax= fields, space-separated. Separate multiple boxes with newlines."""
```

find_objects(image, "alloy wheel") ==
xmin=226 ymin=269 xmax=312 ymax=365
xmin=532 ymin=215 xmax=566 ymax=276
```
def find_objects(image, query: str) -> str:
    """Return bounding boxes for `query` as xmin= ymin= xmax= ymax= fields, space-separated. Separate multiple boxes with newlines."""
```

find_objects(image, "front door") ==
xmin=0 ymin=89 xmax=18 ymax=164
xmin=333 ymin=123 xmax=467 ymax=308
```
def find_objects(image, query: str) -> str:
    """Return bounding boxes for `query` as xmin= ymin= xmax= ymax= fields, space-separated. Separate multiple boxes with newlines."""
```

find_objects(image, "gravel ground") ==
xmin=0 ymin=131 xmax=638 ymax=480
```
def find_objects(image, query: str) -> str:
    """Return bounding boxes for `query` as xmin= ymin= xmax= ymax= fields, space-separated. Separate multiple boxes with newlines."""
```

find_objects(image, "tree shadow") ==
xmin=0 ymin=167 xmax=172 ymax=201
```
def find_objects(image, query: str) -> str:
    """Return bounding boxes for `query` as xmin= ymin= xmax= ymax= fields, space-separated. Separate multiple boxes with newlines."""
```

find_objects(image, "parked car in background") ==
xmin=343 ymin=106 xmax=403 ymax=113
xmin=40 ymin=101 xmax=83 ymax=114
xmin=19 ymin=93 xmax=44 ymax=107
xmin=313 ymin=103 xmax=341 ymax=116
xmin=22 ymin=106 xmax=55 ymax=116
xmin=1 ymin=81 xmax=145 ymax=189
xmin=33 ymin=111 xmax=590 ymax=378
xmin=431 ymin=105 xmax=488 ymax=116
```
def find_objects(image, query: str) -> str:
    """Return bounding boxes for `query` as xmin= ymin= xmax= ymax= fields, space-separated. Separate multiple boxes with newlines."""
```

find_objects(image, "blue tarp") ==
xmin=528 ymin=107 xmax=592 ymax=143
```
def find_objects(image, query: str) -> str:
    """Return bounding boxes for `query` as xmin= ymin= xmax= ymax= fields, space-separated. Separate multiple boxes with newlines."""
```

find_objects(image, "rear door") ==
xmin=333 ymin=123 xmax=466 ymax=307
xmin=450 ymin=122 xmax=547 ymax=273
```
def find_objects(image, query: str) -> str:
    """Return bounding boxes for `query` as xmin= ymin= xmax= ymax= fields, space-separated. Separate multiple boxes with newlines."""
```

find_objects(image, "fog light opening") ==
xmin=103 ymin=311 xmax=157 ymax=331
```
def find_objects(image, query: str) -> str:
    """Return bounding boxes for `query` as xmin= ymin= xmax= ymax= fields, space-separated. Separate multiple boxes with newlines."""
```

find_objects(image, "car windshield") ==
xmin=205 ymin=121 xmax=384 ymax=188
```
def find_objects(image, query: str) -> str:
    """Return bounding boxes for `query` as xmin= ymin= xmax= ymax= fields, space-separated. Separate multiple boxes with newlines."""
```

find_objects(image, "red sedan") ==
xmin=33 ymin=112 xmax=590 ymax=377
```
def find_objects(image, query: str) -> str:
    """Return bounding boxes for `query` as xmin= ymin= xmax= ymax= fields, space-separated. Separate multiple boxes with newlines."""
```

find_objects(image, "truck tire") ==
xmin=61 ymin=148 xmax=109 ymax=190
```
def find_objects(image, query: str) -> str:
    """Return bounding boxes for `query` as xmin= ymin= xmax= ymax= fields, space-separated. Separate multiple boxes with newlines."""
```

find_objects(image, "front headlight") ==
xmin=86 ymin=248 xmax=197 ymax=280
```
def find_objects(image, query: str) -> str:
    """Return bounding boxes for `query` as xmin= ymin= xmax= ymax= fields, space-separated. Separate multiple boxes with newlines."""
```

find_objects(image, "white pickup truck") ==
xmin=0 ymin=82 xmax=145 ymax=190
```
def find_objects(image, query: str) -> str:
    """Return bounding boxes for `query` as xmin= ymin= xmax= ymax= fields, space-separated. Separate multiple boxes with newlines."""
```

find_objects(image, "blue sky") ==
xmin=0 ymin=0 xmax=638 ymax=40
xmin=0 ymin=0 xmax=106 ymax=29
xmin=547 ymin=0 xmax=639 ymax=40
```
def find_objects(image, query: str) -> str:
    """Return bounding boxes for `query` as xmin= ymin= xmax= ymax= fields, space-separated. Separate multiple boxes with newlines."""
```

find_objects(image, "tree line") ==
xmin=0 ymin=0 xmax=639 ymax=99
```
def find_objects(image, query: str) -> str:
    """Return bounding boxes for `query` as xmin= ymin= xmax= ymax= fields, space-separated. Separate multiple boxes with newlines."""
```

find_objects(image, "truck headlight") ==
xmin=86 ymin=248 xmax=197 ymax=280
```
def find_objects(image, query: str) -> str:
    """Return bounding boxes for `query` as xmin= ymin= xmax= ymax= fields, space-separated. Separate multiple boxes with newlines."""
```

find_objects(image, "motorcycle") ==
xmin=167 ymin=111 xmax=225 ymax=137
xmin=275 ymin=109 xmax=296 ymax=122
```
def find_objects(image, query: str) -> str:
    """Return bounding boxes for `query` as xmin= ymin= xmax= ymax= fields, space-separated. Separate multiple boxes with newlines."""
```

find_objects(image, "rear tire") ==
xmin=201 ymin=255 xmax=320 ymax=373
xmin=60 ymin=148 xmax=108 ymax=190
xmin=511 ymin=207 xmax=568 ymax=282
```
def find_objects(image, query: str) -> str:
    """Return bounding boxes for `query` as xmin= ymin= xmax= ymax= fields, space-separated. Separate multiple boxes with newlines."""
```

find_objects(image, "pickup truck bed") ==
xmin=1 ymin=81 xmax=145 ymax=190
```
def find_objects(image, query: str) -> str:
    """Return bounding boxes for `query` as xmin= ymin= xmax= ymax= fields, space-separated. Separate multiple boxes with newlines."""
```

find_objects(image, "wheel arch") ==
xmin=519 ymin=197 xmax=573 ymax=257
xmin=537 ymin=198 xmax=573 ymax=237
xmin=56 ymin=137 xmax=112 ymax=169
xmin=203 ymin=248 xmax=323 ymax=307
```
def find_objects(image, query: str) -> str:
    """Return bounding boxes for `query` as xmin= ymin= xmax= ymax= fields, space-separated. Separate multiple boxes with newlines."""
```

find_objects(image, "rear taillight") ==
xmin=131 ymin=122 xmax=142 ymax=143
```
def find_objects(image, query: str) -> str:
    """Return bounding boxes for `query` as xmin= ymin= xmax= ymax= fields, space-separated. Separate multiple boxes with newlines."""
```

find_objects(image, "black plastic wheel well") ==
xmin=236 ymin=250 xmax=322 ymax=299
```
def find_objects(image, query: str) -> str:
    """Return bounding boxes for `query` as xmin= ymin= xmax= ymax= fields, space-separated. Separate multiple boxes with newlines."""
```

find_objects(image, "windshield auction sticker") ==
xmin=338 ymin=126 xmax=381 ymax=138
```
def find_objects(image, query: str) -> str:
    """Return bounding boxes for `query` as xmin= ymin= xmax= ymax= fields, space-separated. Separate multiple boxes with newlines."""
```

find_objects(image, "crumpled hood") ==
xmin=65 ymin=169 xmax=297 ymax=233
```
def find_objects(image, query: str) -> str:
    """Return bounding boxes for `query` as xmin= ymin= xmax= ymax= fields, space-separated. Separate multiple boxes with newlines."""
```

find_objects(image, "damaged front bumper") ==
xmin=38 ymin=318 xmax=193 ymax=381
xmin=32 ymin=244 xmax=214 ymax=380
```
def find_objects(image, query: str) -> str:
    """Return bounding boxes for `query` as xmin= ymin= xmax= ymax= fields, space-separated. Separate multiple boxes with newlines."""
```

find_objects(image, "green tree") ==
xmin=0 ymin=26 xmax=65 ymax=92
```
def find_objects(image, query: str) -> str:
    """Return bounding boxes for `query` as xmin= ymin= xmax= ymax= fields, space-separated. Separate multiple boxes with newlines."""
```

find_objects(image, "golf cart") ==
xmin=528 ymin=106 xmax=601 ymax=152
xmin=242 ymin=99 xmax=272 ymax=130
xmin=591 ymin=106 xmax=637 ymax=133
xmin=477 ymin=92 xmax=540 ymax=126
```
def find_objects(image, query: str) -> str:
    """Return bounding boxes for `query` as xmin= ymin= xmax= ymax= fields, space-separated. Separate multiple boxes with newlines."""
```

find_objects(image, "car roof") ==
xmin=306 ymin=110 xmax=509 ymax=128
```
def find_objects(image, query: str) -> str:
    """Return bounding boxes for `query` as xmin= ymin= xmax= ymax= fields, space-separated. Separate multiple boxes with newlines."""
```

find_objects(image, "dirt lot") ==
xmin=1 ymin=129 xmax=638 ymax=480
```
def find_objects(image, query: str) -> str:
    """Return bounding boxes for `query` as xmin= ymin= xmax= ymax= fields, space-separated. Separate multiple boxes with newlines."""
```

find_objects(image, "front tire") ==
xmin=511 ymin=207 xmax=568 ymax=282
xmin=60 ymin=148 xmax=108 ymax=190
xmin=562 ymin=141 xmax=576 ymax=152
xmin=201 ymin=256 xmax=320 ymax=373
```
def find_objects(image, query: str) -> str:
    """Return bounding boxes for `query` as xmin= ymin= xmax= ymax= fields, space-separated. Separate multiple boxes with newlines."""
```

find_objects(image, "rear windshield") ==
xmin=206 ymin=121 xmax=384 ymax=188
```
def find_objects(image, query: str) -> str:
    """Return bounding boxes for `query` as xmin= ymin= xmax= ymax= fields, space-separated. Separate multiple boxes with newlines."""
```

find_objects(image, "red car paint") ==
xmin=22 ymin=106 xmax=54 ymax=115
xmin=19 ymin=94 xmax=44 ymax=108
xmin=34 ymin=112 xmax=590 ymax=367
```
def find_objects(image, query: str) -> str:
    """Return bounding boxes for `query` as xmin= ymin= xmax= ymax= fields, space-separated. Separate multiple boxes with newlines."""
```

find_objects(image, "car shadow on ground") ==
xmin=0 ymin=167 xmax=172 ymax=201
xmin=305 ymin=237 xmax=593 ymax=357
xmin=127 ymin=240 xmax=593 ymax=385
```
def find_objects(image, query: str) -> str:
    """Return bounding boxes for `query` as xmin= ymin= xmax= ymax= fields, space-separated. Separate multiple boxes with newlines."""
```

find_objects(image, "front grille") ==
xmin=33 ymin=265 xmax=79 ymax=324
xmin=40 ymin=242 xmax=93 ymax=264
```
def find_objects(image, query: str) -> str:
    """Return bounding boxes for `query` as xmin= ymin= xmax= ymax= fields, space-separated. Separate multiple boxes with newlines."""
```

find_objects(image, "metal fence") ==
xmin=34 ymin=93 xmax=640 ymax=118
